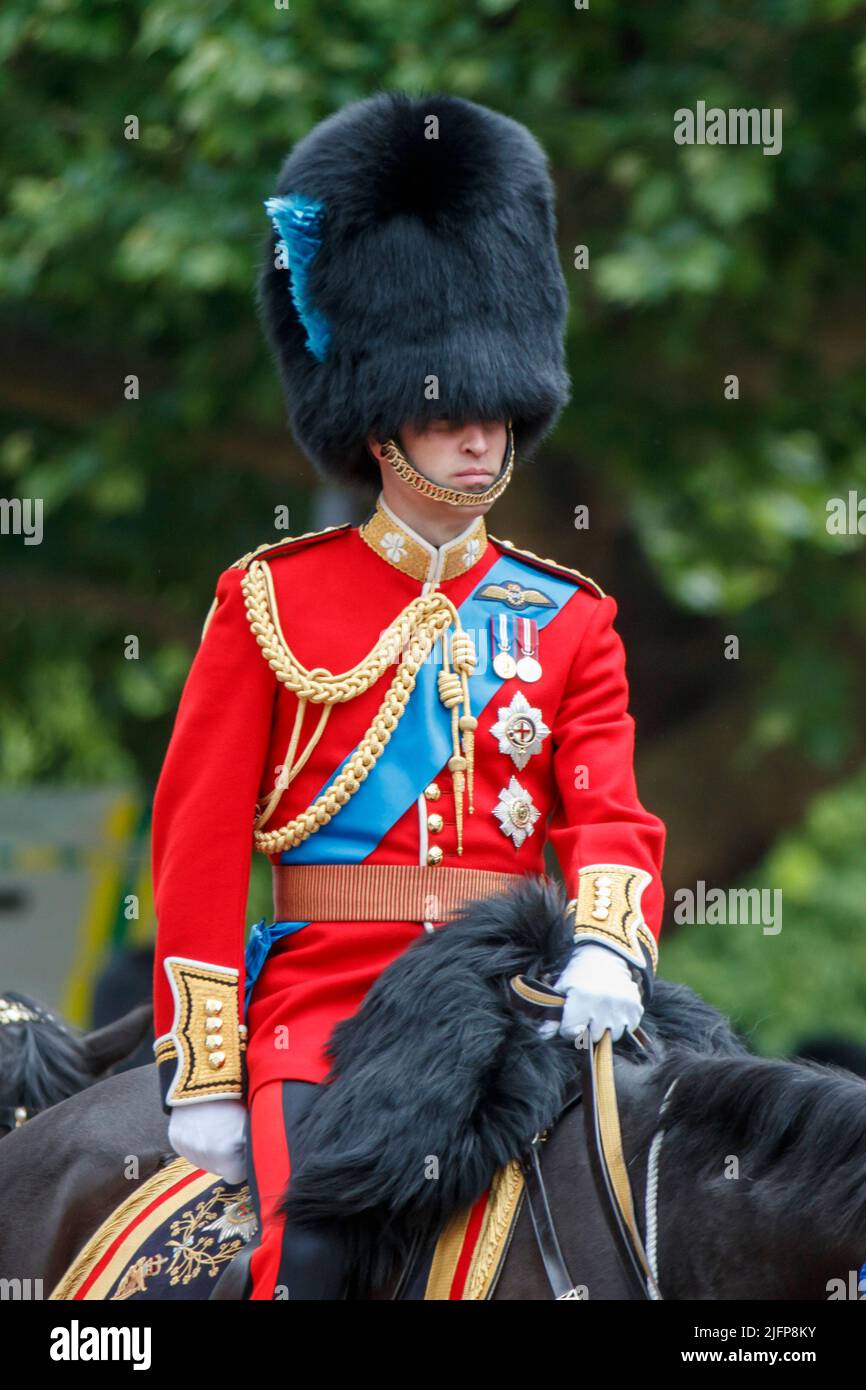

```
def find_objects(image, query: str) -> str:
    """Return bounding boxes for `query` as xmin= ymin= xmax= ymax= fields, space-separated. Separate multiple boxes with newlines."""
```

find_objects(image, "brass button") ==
xmin=424 ymin=782 xmax=441 ymax=801
xmin=427 ymin=812 xmax=444 ymax=833
xmin=208 ymin=1052 xmax=226 ymax=1069
xmin=427 ymin=846 xmax=444 ymax=866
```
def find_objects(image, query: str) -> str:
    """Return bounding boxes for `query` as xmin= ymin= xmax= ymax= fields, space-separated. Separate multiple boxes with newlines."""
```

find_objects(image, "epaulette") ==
xmin=228 ymin=523 xmax=353 ymax=571
xmin=488 ymin=535 xmax=606 ymax=599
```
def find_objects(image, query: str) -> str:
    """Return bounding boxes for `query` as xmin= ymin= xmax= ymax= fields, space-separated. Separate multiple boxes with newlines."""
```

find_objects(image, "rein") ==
xmin=510 ymin=974 xmax=673 ymax=1301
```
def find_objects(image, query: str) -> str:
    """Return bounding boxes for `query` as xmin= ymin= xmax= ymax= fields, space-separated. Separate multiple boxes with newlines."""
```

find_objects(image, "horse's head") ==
xmin=0 ymin=990 xmax=153 ymax=1136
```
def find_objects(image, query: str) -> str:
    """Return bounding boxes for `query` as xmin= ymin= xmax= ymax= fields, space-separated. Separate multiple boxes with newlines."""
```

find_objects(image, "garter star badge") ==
xmin=490 ymin=690 xmax=550 ymax=771
xmin=493 ymin=776 xmax=541 ymax=848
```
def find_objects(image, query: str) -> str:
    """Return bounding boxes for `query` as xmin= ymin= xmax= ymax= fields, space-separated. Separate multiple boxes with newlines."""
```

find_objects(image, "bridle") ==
xmin=511 ymin=974 xmax=678 ymax=1302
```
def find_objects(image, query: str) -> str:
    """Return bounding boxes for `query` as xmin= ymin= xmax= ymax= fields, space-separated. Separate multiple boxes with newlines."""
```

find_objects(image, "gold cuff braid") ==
xmin=566 ymin=864 xmax=658 ymax=976
xmin=158 ymin=959 xmax=246 ymax=1104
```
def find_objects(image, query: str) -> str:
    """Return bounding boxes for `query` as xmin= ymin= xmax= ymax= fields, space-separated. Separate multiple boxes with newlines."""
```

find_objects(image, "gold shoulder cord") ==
xmin=240 ymin=558 xmax=479 ymax=855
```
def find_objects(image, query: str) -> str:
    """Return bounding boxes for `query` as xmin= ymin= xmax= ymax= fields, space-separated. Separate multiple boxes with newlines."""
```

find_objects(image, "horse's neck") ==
xmin=627 ymin=1062 xmax=866 ymax=1301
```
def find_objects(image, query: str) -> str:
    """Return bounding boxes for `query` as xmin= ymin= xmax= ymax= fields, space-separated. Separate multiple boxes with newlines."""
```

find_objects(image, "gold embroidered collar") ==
xmin=359 ymin=494 xmax=488 ymax=584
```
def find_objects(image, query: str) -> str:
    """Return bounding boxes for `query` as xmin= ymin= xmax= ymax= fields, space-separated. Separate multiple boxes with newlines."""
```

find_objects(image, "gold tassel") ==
xmin=438 ymin=628 xmax=478 ymax=854
xmin=451 ymin=628 xmax=478 ymax=817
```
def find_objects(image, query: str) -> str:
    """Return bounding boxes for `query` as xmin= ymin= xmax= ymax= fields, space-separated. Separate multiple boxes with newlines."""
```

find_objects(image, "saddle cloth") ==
xmin=49 ymin=1159 xmax=257 ymax=1301
xmin=50 ymin=1150 xmax=525 ymax=1301
xmin=49 ymin=1156 xmax=524 ymax=1301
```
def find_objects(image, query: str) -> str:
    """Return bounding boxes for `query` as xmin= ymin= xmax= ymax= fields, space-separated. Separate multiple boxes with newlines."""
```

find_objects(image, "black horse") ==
xmin=2 ymin=879 xmax=866 ymax=1300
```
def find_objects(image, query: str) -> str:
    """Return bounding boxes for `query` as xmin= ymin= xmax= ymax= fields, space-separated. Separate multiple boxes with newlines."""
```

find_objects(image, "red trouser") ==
xmin=244 ymin=1079 xmax=350 ymax=1300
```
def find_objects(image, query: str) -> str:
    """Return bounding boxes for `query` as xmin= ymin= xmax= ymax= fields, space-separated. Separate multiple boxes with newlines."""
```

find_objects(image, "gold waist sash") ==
xmin=272 ymin=863 xmax=522 ymax=924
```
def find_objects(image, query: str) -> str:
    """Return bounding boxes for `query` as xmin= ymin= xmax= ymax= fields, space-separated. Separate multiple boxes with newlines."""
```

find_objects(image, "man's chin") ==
xmin=450 ymin=477 xmax=495 ymax=493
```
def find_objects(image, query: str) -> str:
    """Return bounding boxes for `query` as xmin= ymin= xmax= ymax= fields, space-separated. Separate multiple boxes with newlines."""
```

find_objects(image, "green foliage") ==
xmin=2 ymin=4 xmax=865 ymax=819
xmin=661 ymin=764 xmax=866 ymax=1056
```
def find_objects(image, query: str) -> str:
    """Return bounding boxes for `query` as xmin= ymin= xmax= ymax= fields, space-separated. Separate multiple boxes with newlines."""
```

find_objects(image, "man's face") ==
xmin=396 ymin=419 xmax=507 ymax=492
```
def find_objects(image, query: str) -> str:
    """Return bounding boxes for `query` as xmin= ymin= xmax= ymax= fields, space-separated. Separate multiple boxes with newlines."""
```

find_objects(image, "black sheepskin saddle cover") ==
xmin=280 ymin=874 xmax=740 ymax=1287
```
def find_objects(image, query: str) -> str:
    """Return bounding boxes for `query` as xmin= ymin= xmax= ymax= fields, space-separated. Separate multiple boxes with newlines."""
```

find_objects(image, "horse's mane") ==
xmin=647 ymin=1046 xmax=866 ymax=1237
xmin=0 ymin=988 xmax=153 ymax=1127
xmin=0 ymin=991 xmax=93 ymax=1120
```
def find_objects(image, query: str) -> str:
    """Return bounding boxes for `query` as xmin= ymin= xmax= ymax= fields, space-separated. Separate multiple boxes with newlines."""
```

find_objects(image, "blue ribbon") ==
xmin=244 ymin=915 xmax=311 ymax=1014
xmin=263 ymin=193 xmax=330 ymax=362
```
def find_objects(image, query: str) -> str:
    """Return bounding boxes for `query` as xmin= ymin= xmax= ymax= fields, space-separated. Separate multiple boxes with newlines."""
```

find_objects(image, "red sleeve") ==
xmin=151 ymin=565 xmax=276 ymax=1110
xmin=547 ymin=593 xmax=666 ymax=995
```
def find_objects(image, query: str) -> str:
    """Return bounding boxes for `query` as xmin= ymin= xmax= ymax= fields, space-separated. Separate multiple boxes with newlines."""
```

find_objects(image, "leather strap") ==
xmin=518 ymin=1072 xmax=584 ymax=1299
xmin=579 ymin=1028 xmax=659 ymax=1299
xmin=510 ymin=973 xmax=659 ymax=1300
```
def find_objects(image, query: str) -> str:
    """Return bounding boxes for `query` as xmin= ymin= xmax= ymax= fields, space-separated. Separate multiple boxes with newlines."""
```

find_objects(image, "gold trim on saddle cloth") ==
xmin=49 ymin=1159 xmax=239 ymax=1300
xmin=424 ymin=1158 xmax=525 ymax=1300
xmin=272 ymin=863 xmax=523 ymax=923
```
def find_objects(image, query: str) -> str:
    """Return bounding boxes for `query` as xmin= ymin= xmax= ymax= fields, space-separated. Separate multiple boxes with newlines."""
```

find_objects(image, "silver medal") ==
xmin=515 ymin=654 xmax=542 ymax=683
xmin=491 ymin=613 xmax=517 ymax=680
xmin=515 ymin=617 xmax=542 ymax=682
xmin=493 ymin=650 xmax=518 ymax=679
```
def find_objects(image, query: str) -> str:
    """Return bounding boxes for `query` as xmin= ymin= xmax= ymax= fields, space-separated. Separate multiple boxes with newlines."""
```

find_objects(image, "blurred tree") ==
xmin=1 ymin=0 xmax=866 ymax=912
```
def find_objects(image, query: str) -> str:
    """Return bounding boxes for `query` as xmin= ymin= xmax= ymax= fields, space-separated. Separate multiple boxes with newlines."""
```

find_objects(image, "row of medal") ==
xmin=490 ymin=613 xmax=542 ymax=682
xmin=489 ymin=615 xmax=545 ymax=844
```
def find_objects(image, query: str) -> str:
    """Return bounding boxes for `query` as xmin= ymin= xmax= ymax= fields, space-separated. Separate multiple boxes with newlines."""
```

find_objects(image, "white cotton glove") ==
xmin=536 ymin=942 xmax=644 ymax=1045
xmin=168 ymin=1098 xmax=248 ymax=1184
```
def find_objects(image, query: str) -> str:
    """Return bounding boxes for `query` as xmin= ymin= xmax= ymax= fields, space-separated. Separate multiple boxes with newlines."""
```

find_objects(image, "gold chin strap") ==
xmin=241 ymin=560 xmax=478 ymax=855
xmin=380 ymin=421 xmax=515 ymax=507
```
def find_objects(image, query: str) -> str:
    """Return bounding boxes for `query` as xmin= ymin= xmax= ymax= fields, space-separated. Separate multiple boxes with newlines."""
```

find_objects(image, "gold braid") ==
xmin=240 ymin=558 xmax=477 ymax=855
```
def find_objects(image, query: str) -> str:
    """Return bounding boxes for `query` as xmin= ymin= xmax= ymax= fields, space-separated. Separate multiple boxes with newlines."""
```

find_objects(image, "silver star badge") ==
xmin=490 ymin=689 xmax=550 ymax=771
xmin=493 ymin=775 xmax=541 ymax=848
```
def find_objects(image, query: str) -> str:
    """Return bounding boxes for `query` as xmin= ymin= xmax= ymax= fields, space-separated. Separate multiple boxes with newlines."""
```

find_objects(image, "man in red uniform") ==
xmin=151 ymin=92 xmax=666 ymax=1299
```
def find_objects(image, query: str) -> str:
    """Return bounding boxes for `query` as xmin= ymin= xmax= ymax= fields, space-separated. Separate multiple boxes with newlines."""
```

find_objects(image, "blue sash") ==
xmin=244 ymin=552 xmax=582 ymax=1010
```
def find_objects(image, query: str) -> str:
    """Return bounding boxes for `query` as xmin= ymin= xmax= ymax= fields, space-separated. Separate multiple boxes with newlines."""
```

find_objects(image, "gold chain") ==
xmin=380 ymin=421 xmax=515 ymax=507
xmin=240 ymin=559 xmax=476 ymax=854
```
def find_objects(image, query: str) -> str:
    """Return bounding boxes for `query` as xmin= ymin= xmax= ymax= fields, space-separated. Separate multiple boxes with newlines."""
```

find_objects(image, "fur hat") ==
xmin=257 ymin=90 xmax=571 ymax=485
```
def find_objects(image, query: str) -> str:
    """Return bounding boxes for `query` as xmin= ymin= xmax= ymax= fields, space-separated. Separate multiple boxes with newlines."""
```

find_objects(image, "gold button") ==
xmin=205 ymin=1034 xmax=224 ymax=1050
xmin=208 ymin=1052 xmax=226 ymax=1069
xmin=424 ymin=782 xmax=441 ymax=801
xmin=205 ymin=998 xmax=223 ymax=1015
xmin=427 ymin=812 xmax=444 ymax=833
xmin=427 ymin=846 xmax=444 ymax=866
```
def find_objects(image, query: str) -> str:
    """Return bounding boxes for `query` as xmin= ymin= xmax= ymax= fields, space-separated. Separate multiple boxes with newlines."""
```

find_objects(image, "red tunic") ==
xmin=151 ymin=497 xmax=666 ymax=1110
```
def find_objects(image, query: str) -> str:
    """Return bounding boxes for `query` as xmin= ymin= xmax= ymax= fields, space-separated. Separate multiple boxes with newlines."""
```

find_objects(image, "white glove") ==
xmin=168 ymin=1097 xmax=248 ymax=1183
xmin=537 ymin=942 xmax=643 ymax=1045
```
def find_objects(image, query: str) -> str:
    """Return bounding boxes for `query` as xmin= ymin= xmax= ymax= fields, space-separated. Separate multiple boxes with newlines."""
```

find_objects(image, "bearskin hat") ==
xmin=257 ymin=90 xmax=571 ymax=485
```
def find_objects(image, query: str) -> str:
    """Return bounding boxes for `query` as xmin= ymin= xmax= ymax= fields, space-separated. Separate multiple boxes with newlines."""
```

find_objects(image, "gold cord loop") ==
xmin=241 ymin=559 xmax=478 ymax=854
